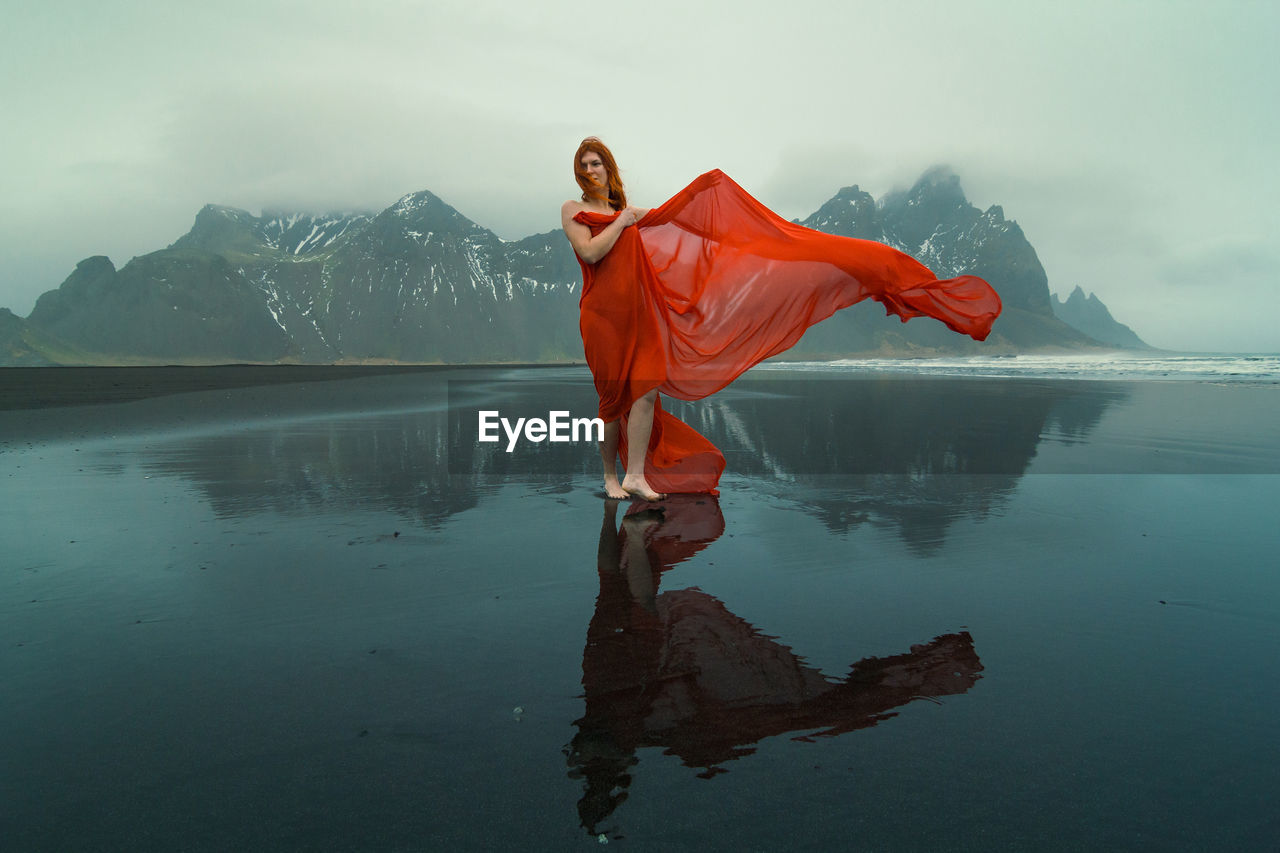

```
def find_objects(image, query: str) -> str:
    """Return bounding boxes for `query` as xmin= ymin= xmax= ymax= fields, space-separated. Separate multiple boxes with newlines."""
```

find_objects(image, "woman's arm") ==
xmin=561 ymin=201 xmax=645 ymax=264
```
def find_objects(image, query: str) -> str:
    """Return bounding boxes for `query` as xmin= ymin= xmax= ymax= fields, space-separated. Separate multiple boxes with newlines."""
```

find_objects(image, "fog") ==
xmin=2 ymin=0 xmax=1276 ymax=351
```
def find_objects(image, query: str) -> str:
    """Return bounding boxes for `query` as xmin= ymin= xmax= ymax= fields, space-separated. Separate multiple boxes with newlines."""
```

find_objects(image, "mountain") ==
xmin=793 ymin=166 xmax=1097 ymax=355
xmin=21 ymin=194 xmax=584 ymax=365
xmin=27 ymin=254 xmax=292 ymax=363
xmin=1 ymin=306 xmax=99 ymax=366
xmin=0 ymin=308 xmax=45 ymax=365
xmin=7 ymin=170 xmax=1141 ymax=366
xmin=1052 ymin=285 xmax=1150 ymax=349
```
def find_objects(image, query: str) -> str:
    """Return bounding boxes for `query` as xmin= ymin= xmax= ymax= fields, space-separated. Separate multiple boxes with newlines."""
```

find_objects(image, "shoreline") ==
xmin=3 ymin=352 xmax=1275 ymax=416
xmin=0 ymin=362 xmax=583 ymax=412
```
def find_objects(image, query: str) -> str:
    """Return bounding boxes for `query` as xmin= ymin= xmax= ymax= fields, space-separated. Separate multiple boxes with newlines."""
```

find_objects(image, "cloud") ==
xmin=1158 ymin=239 xmax=1276 ymax=291
xmin=2 ymin=0 xmax=1278 ymax=350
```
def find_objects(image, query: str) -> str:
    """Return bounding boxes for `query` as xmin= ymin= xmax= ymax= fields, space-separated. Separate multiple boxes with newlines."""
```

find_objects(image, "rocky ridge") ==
xmin=5 ymin=169 xmax=1139 ymax=365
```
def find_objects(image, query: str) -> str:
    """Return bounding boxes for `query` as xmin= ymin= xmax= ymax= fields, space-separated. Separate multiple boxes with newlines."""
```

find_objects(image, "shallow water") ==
xmin=2 ymin=367 xmax=1277 ymax=850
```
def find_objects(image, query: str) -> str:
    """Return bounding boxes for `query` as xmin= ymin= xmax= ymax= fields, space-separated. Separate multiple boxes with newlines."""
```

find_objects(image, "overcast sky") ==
xmin=2 ymin=0 xmax=1276 ymax=351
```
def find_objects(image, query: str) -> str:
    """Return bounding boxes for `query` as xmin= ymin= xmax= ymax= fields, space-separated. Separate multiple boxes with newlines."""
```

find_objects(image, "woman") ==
xmin=562 ymin=137 xmax=1001 ymax=500
xmin=561 ymin=139 xmax=663 ymax=500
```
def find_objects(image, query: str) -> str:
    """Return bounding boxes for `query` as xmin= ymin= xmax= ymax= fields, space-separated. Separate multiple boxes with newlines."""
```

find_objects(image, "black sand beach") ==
xmin=2 ymin=365 xmax=1277 ymax=850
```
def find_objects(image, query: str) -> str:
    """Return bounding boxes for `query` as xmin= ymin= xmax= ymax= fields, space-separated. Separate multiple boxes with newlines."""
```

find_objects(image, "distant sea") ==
xmin=762 ymin=352 xmax=1280 ymax=382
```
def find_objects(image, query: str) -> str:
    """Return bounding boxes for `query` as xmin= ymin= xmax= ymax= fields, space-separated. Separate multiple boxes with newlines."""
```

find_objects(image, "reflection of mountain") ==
xmin=683 ymin=378 xmax=1123 ymax=476
xmin=671 ymin=377 xmax=1128 ymax=552
xmin=568 ymin=497 xmax=982 ymax=836
xmin=131 ymin=374 xmax=603 ymax=526
xmin=138 ymin=415 xmax=484 ymax=526
xmin=128 ymin=371 xmax=1125 ymax=542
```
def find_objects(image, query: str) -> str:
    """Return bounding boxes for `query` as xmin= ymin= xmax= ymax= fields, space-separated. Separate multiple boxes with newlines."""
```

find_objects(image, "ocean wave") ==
xmin=757 ymin=353 xmax=1280 ymax=382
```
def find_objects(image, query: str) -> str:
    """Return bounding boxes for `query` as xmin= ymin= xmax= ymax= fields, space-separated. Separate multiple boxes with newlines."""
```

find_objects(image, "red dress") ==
xmin=574 ymin=169 xmax=1001 ymax=495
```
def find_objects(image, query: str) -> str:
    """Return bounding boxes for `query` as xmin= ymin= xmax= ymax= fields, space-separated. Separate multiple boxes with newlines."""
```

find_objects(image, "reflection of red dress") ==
xmin=574 ymin=169 xmax=1002 ymax=495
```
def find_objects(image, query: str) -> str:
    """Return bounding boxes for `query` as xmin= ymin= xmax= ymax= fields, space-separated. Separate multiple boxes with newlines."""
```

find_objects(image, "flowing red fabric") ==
xmin=574 ymin=169 xmax=1002 ymax=494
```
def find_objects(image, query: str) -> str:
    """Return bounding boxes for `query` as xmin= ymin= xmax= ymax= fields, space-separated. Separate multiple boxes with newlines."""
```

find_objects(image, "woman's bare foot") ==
xmin=602 ymin=475 xmax=629 ymax=500
xmin=621 ymin=474 xmax=666 ymax=502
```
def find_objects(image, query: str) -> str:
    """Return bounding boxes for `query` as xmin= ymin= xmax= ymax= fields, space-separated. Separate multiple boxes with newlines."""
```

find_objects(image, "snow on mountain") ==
xmin=12 ymin=169 xmax=1140 ymax=365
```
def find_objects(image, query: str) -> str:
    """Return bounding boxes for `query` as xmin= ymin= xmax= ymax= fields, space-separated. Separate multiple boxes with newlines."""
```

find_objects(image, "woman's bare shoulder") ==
xmin=561 ymin=200 xmax=587 ymax=233
xmin=562 ymin=199 xmax=590 ymax=221
xmin=563 ymin=199 xmax=618 ymax=216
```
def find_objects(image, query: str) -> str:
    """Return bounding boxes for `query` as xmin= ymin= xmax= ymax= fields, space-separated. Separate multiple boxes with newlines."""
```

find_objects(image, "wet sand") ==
xmin=2 ymin=366 xmax=1277 ymax=850
xmin=0 ymin=364 xmax=453 ymax=410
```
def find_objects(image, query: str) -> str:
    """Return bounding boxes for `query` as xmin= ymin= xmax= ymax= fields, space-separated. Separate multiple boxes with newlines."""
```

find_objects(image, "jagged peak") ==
xmin=879 ymin=165 xmax=970 ymax=215
xmin=75 ymin=255 xmax=116 ymax=273
xmin=383 ymin=189 xmax=490 ymax=239
xmin=1054 ymin=285 xmax=1101 ymax=306
xmin=390 ymin=189 xmax=451 ymax=215
xmin=906 ymin=165 xmax=967 ymax=203
xmin=169 ymin=206 xmax=263 ymax=253
xmin=917 ymin=164 xmax=960 ymax=185
xmin=200 ymin=203 xmax=254 ymax=220
xmin=809 ymin=184 xmax=876 ymax=219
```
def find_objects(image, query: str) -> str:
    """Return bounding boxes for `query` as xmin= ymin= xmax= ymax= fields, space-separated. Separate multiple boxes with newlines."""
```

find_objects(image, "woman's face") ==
xmin=580 ymin=151 xmax=608 ymax=190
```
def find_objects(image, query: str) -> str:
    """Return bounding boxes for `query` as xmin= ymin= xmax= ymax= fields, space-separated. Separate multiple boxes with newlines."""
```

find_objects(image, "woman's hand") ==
xmin=562 ymin=202 xmax=650 ymax=264
xmin=618 ymin=206 xmax=649 ymax=227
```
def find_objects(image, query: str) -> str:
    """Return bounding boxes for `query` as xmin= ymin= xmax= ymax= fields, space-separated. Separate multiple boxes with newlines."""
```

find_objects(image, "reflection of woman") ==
xmin=561 ymin=137 xmax=1002 ymax=499
xmin=568 ymin=496 xmax=984 ymax=836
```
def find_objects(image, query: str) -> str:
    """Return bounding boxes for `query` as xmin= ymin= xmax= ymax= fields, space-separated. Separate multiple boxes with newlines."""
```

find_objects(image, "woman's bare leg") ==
xmin=621 ymin=389 xmax=665 ymax=501
xmin=599 ymin=419 xmax=628 ymax=499
xmin=620 ymin=509 xmax=662 ymax=612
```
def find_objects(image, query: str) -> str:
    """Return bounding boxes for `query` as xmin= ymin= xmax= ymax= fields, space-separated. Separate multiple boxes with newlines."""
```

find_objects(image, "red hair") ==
xmin=574 ymin=137 xmax=627 ymax=210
